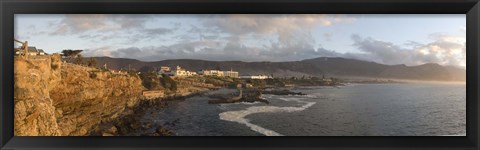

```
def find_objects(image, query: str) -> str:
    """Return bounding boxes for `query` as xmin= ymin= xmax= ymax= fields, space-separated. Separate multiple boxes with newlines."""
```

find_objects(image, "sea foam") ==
xmin=219 ymin=95 xmax=316 ymax=136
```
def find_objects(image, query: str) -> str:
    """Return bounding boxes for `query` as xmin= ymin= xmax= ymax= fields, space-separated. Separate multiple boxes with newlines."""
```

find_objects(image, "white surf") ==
xmin=219 ymin=95 xmax=317 ymax=136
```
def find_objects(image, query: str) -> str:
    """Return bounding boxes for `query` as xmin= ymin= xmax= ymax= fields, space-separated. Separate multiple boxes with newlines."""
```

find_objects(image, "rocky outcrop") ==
xmin=14 ymin=54 xmax=144 ymax=136
xmin=14 ymin=55 xmax=62 ymax=136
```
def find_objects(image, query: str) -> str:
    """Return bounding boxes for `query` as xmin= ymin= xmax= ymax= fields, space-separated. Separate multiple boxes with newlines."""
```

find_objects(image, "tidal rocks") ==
xmin=141 ymin=127 xmax=175 ymax=136
xmin=262 ymin=89 xmax=305 ymax=95
xmin=208 ymin=89 xmax=269 ymax=104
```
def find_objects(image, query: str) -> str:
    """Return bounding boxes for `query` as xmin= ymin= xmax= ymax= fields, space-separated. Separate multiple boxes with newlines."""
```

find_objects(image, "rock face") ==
xmin=14 ymin=54 xmax=144 ymax=136
xmin=14 ymin=55 xmax=62 ymax=136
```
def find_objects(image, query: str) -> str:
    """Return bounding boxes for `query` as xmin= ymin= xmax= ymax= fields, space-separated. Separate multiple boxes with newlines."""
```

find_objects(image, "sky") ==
xmin=14 ymin=14 xmax=466 ymax=68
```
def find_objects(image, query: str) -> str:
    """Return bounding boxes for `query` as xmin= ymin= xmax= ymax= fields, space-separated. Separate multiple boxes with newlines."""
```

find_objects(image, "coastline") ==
xmin=93 ymin=85 xmax=312 ymax=136
xmin=92 ymin=88 xmax=215 ymax=136
xmin=91 ymin=81 xmax=465 ymax=136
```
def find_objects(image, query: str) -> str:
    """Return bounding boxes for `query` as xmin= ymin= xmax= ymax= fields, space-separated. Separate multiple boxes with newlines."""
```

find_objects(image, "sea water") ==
xmin=141 ymin=83 xmax=466 ymax=136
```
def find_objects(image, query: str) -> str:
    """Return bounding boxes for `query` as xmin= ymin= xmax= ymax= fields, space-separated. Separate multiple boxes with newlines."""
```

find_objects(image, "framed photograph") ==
xmin=1 ymin=0 xmax=479 ymax=149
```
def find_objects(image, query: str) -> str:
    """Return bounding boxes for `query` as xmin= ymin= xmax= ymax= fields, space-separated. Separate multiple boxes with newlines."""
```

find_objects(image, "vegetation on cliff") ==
xmin=160 ymin=74 xmax=177 ymax=92
xmin=14 ymin=54 xmax=144 ymax=136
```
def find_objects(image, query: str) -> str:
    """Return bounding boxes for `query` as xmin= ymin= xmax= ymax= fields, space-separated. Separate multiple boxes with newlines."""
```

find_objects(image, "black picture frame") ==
xmin=1 ymin=0 xmax=479 ymax=149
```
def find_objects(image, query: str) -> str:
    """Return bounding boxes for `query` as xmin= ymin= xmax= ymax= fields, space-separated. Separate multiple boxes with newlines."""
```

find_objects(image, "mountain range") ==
xmin=89 ymin=57 xmax=466 ymax=82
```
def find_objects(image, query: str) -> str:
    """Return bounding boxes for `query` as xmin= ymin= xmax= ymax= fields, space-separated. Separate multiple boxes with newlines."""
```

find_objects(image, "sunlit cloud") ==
xmin=15 ymin=14 xmax=465 ymax=68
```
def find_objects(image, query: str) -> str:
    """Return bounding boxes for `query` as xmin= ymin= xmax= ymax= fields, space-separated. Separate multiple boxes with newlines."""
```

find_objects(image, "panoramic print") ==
xmin=14 ymin=14 xmax=465 ymax=136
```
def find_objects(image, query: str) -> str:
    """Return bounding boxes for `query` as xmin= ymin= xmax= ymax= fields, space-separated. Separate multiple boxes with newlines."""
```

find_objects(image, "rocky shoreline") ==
xmin=91 ymin=99 xmax=172 ymax=136
xmin=92 ymin=90 xmax=213 ymax=136
xmin=93 ymin=87 xmax=309 ymax=136
xmin=206 ymin=87 xmax=307 ymax=104
xmin=13 ymin=54 xmax=337 ymax=136
xmin=207 ymin=89 xmax=269 ymax=104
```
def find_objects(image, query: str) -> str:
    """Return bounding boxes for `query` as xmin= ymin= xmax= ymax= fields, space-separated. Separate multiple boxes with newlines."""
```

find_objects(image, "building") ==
xmin=223 ymin=70 xmax=239 ymax=78
xmin=240 ymin=75 xmax=273 ymax=80
xmin=26 ymin=47 xmax=39 ymax=56
xmin=198 ymin=70 xmax=224 ymax=77
xmin=163 ymin=66 xmax=197 ymax=77
xmin=198 ymin=68 xmax=239 ymax=78
xmin=37 ymin=49 xmax=46 ymax=55
xmin=15 ymin=46 xmax=46 ymax=56
xmin=158 ymin=66 xmax=171 ymax=74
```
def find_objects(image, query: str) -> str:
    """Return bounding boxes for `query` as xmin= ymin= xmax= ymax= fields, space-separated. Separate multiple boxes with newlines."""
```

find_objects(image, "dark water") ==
xmin=140 ymin=83 xmax=466 ymax=136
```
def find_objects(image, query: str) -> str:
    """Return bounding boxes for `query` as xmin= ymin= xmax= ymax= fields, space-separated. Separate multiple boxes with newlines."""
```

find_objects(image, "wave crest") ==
xmin=219 ymin=96 xmax=316 ymax=136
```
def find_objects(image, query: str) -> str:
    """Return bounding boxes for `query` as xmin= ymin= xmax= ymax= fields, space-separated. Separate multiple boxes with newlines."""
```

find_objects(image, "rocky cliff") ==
xmin=14 ymin=54 xmax=144 ymax=136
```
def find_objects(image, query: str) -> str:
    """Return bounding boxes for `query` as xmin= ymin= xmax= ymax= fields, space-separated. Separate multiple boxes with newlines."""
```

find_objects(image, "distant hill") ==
xmin=89 ymin=56 xmax=466 ymax=82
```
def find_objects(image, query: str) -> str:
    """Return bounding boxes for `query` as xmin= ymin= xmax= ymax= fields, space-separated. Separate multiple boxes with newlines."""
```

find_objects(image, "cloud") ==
xmin=36 ymin=14 xmax=357 ymax=62
xmin=83 ymin=46 xmax=114 ymax=57
xmin=323 ymin=33 xmax=333 ymax=42
xmin=133 ymin=27 xmax=175 ymax=40
xmin=45 ymin=14 xmax=464 ymax=68
xmin=350 ymin=33 xmax=466 ymax=68
xmin=85 ymin=31 xmax=465 ymax=69
xmin=202 ymin=14 xmax=355 ymax=47
xmin=49 ymin=14 xmax=152 ymax=35
xmin=144 ymin=28 xmax=174 ymax=35
xmin=84 ymin=37 xmax=344 ymax=63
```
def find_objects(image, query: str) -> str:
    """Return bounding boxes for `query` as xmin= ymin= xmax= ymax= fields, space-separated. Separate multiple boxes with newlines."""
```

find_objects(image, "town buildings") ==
xmin=158 ymin=66 xmax=171 ymax=74
xmin=15 ymin=46 xmax=47 ymax=56
xmin=158 ymin=66 xmax=239 ymax=78
xmin=198 ymin=70 xmax=224 ymax=76
xmin=198 ymin=69 xmax=239 ymax=78
xmin=240 ymin=75 xmax=273 ymax=79
xmin=223 ymin=70 xmax=239 ymax=78
xmin=158 ymin=66 xmax=197 ymax=77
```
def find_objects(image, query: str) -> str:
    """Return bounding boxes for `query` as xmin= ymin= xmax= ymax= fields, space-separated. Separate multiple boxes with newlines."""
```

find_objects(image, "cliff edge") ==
xmin=14 ymin=54 xmax=144 ymax=136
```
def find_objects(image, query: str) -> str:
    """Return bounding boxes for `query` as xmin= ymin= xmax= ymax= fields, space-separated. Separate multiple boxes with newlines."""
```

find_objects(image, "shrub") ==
xmin=87 ymin=58 xmax=97 ymax=67
xmin=89 ymin=72 xmax=97 ymax=79
xmin=160 ymin=74 xmax=177 ymax=92
xmin=51 ymin=64 xmax=59 ymax=70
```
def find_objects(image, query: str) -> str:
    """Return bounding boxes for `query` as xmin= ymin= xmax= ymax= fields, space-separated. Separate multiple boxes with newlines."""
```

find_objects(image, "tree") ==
xmin=161 ymin=74 xmax=177 ymax=92
xmin=139 ymin=72 xmax=156 ymax=89
xmin=73 ymin=54 xmax=84 ymax=65
xmin=61 ymin=50 xmax=72 ymax=58
xmin=87 ymin=58 xmax=97 ymax=67
xmin=61 ymin=49 xmax=82 ymax=58
xmin=62 ymin=49 xmax=83 ymax=63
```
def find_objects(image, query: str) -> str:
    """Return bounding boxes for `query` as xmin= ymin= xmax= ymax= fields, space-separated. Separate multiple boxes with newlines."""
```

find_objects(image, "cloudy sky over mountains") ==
xmin=15 ymin=14 xmax=466 ymax=68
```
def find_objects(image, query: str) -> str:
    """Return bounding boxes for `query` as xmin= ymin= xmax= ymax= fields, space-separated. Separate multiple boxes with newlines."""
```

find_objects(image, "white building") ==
xmin=15 ymin=46 xmax=47 ymax=56
xmin=240 ymin=75 xmax=273 ymax=79
xmin=198 ymin=69 xmax=239 ymax=78
xmin=169 ymin=66 xmax=197 ymax=77
xmin=198 ymin=70 xmax=224 ymax=77
xmin=158 ymin=66 xmax=171 ymax=74
xmin=223 ymin=70 xmax=239 ymax=78
xmin=27 ymin=47 xmax=39 ymax=56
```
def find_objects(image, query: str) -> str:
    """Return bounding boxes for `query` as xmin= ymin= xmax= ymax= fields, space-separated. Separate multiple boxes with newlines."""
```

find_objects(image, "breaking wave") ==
xmin=260 ymin=94 xmax=275 ymax=99
xmin=219 ymin=95 xmax=317 ymax=136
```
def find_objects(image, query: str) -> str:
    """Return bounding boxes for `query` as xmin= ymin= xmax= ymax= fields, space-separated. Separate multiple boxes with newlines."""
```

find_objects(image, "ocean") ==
xmin=139 ymin=83 xmax=466 ymax=136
